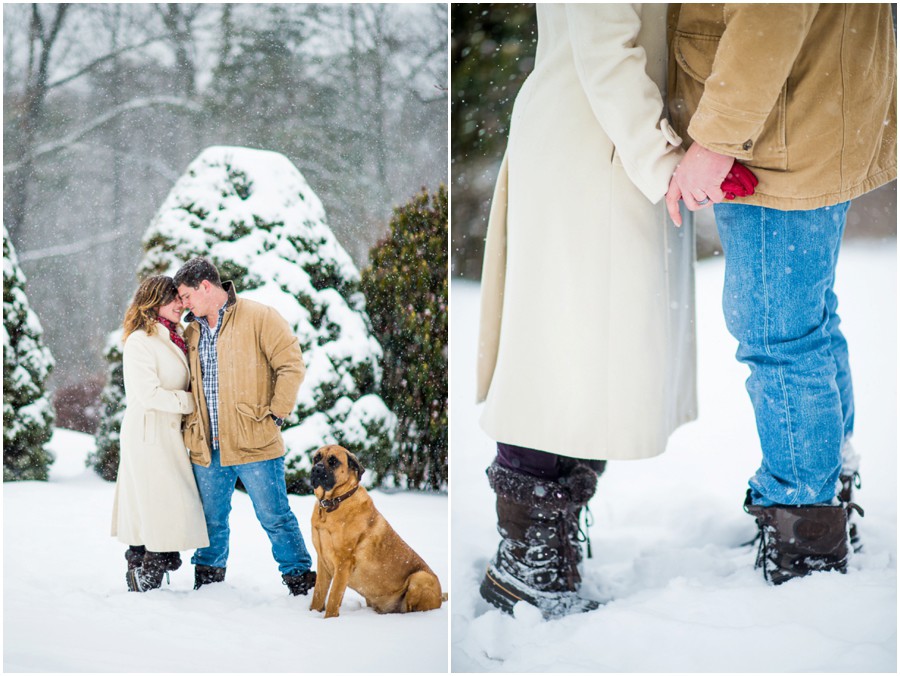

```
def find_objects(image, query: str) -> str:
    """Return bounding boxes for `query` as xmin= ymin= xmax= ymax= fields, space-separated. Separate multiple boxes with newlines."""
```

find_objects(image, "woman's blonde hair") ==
xmin=122 ymin=275 xmax=178 ymax=341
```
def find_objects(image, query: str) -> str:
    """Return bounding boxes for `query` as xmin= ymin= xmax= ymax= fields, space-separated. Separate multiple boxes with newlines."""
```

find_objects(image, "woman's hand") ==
xmin=666 ymin=143 xmax=735 ymax=220
xmin=666 ymin=149 xmax=757 ymax=227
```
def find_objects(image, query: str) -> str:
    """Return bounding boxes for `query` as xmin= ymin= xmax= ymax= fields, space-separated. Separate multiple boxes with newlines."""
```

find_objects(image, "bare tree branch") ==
xmin=3 ymin=96 xmax=202 ymax=173
xmin=47 ymin=33 xmax=170 ymax=90
xmin=68 ymin=142 xmax=182 ymax=182
xmin=17 ymin=227 xmax=125 ymax=262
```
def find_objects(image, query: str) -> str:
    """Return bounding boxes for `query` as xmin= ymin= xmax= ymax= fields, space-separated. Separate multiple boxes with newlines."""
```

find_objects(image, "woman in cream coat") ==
xmin=112 ymin=275 xmax=208 ymax=592
xmin=476 ymin=4 xmax=698 ymax=618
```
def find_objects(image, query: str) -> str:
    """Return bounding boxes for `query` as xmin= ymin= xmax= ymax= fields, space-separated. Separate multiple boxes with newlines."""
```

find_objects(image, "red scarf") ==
xmin=157 ymin=316 xmax=188 ymax=357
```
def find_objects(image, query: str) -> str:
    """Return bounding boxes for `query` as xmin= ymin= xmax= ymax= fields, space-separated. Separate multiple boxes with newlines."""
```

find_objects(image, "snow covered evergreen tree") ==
xmin=3 ymin=224 xmax=55 ymax=481
xmin=87 ymin=332 xmax=124 ymax=481
xmin=90 ymin=146 xmax=396 ymax=491
xmin=361 ymin=187 xmax=448 ymax=490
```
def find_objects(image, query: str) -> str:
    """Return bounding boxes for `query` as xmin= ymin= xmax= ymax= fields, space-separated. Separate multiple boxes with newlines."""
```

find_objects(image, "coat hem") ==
xmin=114 ymin=535 xmax=210 ymax=552
xmin=478 ymin=409 xmax=698 ymax=462
xmin=728 ymin=168 xmax=897 ymax=211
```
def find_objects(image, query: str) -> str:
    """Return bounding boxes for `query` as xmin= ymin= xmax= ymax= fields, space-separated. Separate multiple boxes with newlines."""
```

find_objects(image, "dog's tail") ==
xmin=441 ymin=592 xmax=449 ymax=603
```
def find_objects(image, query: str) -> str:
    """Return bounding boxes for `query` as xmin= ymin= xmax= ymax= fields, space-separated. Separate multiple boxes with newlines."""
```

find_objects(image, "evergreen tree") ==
xmin=3 ymin=225 xmax=55 ymax=481
xmin=87 ymin=333 xmax=124 ymax=481
xmin=90 ymin=146 xmax=396 ymax=491
xmin=361 ymin=186 xmax=448 ymax=490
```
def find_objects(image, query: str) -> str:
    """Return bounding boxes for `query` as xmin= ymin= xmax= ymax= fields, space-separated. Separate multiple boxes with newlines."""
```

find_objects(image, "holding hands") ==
xmin=665 ymin=143 xmax=758 ymax=226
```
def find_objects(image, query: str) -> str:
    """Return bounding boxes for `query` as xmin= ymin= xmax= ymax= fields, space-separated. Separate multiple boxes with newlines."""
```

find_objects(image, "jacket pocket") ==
xmin=673 ymin=31 xmax=787 ymax=170
xmin=142 ymin=412 xmax=156 ymax=445
xmin=234 ymin=403 xmax=279 ymax=451
xmin=183 ymin=414 xmax=205 ymax=460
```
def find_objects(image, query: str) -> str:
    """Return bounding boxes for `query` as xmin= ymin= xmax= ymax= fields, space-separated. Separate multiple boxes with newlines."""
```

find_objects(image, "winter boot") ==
xmin=838 ymin=471 xmax=863 ymax=551
xmin=194 ymin=564 xmax=226 ymax=590
xmin=282 ymin=570 xmax=317 ymax=596
xmin=125 ymin=545 xmax=146 ymax=571
xmin=479 ymin=459 xmax=601 ymax=619
xmin=559 ymin=458 xmax=605 ymax=564
xmin=744 ymin=491 xmax=861 ymax=585
xmin=126 ymin=551 xmax=180 ymax=592
xmin=839 ymin=439 xmax=863 ymax=551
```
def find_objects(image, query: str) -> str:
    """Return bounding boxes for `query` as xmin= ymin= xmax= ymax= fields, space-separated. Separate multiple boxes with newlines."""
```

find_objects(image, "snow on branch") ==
xmin=3 ymin=96 xmax=203 ymax=174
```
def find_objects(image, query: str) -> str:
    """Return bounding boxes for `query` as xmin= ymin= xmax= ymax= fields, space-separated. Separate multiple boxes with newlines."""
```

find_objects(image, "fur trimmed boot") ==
xmin=126 ymin=551 xmax=181 ymax=592
xmin=480 ymin=459 xmax=601 ymax=618
xmin=194 ymin=564 xmax=226 ymax=590
xmin=125 ymin=545 xmax=146 ymax=571
xmin=744 ymin=491 xmax=862 ymax=585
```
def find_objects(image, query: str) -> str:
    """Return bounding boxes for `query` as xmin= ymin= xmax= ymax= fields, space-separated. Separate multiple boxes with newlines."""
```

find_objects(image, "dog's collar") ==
xmin=319 ymin=484 xmax=359 ymax=513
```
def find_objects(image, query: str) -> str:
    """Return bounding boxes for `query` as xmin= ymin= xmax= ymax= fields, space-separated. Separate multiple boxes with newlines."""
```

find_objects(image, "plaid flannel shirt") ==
xmin=194 ymin=302 xmax=228 ymax=451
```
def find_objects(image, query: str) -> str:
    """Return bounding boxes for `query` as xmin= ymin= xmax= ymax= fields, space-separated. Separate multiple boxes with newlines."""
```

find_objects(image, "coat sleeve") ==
xmin=686 ymin=4 xmax=818 ymax=158
xmin=566 ymin=3 xmax=683 ymax=203
xmin=260 ymin=308 xmax=305 ymax=416
xmin=476 ymin=152 xmax=509 ymax=404
xmin=123 ymin=334 xmax=194 ymax=414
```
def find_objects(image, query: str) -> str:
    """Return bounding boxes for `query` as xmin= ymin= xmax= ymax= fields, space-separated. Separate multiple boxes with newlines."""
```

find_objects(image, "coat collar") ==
xmin=152 ymin=322 xmax=190 ymax=372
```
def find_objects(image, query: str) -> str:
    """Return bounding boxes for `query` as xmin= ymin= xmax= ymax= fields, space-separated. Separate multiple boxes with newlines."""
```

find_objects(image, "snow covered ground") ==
xmin=4 ymin=430 xmax=448 ymax=672
xmin=450 ymin=240 xmax=897 ymax=672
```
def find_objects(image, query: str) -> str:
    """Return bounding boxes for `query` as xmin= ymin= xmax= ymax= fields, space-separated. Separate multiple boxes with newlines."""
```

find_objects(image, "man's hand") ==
xmin=668 ymin=142 xmax=736 ymax=216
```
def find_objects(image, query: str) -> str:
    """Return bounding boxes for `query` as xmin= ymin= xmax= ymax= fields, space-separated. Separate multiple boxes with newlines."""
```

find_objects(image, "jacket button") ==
xmin=742 ymin=140 xmax=753 ymax=150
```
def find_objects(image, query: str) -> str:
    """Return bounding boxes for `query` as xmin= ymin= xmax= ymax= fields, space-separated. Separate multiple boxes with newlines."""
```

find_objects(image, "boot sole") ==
xmin=479 ymin=569 xmax=523 ymax=615
xmin=479 ymin=568 xmax=602 ymax=618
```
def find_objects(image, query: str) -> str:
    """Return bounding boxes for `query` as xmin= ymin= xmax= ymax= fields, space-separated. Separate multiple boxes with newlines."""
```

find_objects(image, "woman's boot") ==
xmin=126 ymin=551 xmax=181 ymax=592
xmin=479 ymin=459 xmax=601 ymax=619
xmin=125 ymin=545 xmax=146 ymax=571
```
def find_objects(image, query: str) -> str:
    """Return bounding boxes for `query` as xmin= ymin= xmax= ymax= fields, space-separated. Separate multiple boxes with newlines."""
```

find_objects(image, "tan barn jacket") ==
xmin=668 ymin=3 xmax=897 ymax=210
xmin=182 ymin=282 xmax=305 ymax=467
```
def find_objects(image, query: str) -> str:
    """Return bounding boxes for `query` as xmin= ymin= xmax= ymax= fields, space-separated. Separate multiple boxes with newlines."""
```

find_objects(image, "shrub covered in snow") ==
xmin=3 ymin=224 xmax=55 ymax=481
xmin=90 ymin=146 xmax=397 ymax=491
xmin=361 ymin=187 xmax=448 ymax=490
xmin=87 ymin=332 xmax=125 ymax=481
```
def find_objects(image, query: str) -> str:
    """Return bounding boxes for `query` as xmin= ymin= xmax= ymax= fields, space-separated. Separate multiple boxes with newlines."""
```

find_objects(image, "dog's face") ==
xmin=311 ymin=445 xmax=364 ymax=496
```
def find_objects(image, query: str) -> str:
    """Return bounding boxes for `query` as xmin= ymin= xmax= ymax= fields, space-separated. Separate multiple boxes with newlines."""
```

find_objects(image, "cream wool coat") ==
xmin=477 ymin=4 xmax=698 ymax=461
xmin=112 ymin=323 xmax=209 ymax=552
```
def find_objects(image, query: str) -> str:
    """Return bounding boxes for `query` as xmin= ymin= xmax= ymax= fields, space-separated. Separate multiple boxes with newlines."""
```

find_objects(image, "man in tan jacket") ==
xmin=665 ymin=4 xmax=896 ymax=584
xmin=174 ymin=257 xmax=315 ymax=595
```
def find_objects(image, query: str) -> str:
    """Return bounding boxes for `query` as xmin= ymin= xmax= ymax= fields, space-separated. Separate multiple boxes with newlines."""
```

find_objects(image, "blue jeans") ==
xmin=714 ymin=201 xmax=854 ymax=507
xmin=191 ymin=449 xmax=313 ymax=575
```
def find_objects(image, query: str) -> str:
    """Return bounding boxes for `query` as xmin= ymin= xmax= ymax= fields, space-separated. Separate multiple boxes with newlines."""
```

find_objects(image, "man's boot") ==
xmin=479 ymin=459 xmax=601 ymax=619
xmin=127 ymin=551 xmax=180 ymax=592
xmin=839 ymin=440 xmax=863 ymax=551
xmin=283 ymin=570 xmax=317 ymax=596
xmin=838 ymin=471 xmax=862 ymax=551
xmin=744 ymin=491 xmax=861 ymax=585
xmin=194 ymin=564 xmax=226 ymax=590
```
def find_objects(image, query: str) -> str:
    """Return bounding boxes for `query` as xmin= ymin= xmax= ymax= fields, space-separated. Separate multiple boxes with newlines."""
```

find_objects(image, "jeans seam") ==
xmin=760 ymin=209 xmax=799 ymax=504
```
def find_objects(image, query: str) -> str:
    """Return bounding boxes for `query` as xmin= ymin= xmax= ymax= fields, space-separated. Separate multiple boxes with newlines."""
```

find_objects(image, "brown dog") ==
xmin=309 ymin=444 xmax=445 ymax=618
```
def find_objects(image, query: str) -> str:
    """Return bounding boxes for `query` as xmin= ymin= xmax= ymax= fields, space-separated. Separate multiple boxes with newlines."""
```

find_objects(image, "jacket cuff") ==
xmin=686 ymin=98 xmax=764 ymax=160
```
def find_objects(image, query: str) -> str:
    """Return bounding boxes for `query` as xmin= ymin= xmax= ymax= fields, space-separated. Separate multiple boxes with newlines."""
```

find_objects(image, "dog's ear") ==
xmin=346 ymin=451 xmax=365 ymax=480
